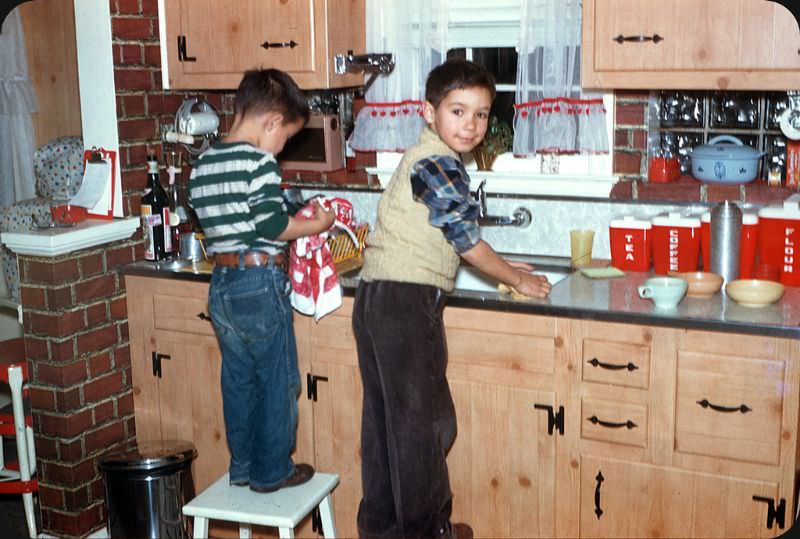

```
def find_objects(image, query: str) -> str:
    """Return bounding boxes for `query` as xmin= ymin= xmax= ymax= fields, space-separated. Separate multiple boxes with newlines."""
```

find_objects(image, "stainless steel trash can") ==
xmin=101 ymin=440 xmax=197 ymax=539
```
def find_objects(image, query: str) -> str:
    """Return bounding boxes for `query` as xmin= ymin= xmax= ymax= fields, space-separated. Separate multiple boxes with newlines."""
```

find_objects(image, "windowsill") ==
xmin=0 ymin=217 xmax=140 ymax=257
xmin=366 ymin=166 xmax=619 ymax=197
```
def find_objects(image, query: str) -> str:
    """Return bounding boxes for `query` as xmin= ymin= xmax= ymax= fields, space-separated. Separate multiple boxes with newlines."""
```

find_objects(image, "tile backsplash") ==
xmin=303 ymin=188 xmax=711 ymax=260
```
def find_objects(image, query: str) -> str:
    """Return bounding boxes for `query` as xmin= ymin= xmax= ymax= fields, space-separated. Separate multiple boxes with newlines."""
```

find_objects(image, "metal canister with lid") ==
xmin=710 ymin=200 xmax=742 ymax=284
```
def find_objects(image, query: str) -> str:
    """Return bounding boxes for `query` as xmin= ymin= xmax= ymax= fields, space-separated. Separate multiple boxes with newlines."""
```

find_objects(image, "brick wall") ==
xmin=20 ymin=243 xmax=137 ymax=537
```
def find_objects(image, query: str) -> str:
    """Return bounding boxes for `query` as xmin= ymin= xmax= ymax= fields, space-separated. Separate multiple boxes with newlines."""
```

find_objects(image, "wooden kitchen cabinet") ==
xmin=125 ymin=275 xmax=316 ymax=536
xmin=302 ymin=299 xmax=562 ymax=539
xmin=444 ymin=307 xmax=559 ymax=538
xmin=581 ymin=0 xmax=800 ymax=90
xmin=557 ymin=319 xmax=799 ymax=538
xmin=303 ymin=297 xmax=363 ymax=539
xmin=579 ymin=455 xmax=779 ymax=538
xmin=159 ymin=0 xmax=366 ymax=90
xmin=125 ymin=274 xmax=799 ymax=537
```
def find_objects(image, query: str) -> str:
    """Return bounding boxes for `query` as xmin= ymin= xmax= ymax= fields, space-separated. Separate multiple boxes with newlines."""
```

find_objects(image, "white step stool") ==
xmin=182 ymin=472 xmax=339 ymax=538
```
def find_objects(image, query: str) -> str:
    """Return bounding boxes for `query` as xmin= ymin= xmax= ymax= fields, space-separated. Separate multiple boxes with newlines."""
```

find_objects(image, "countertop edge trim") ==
xmin=1 ymin=218 xmax=140 ymax=257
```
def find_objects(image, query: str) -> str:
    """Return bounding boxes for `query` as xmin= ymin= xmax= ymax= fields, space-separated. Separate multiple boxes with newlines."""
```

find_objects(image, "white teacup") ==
xmin=638 ymin=276 xmax=688 ymax=309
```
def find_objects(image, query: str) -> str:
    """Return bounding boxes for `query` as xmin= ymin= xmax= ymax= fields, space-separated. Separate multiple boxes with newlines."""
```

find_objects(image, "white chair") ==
xmin=182 ymin=471 xmax=339 ymax=538
xmin=0 ymin=342 xmax=38 ymax=538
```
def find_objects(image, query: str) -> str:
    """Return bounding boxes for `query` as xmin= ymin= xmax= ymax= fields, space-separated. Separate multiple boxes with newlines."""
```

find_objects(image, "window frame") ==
xmin=369 ymin=6 xmax=618 ymax=197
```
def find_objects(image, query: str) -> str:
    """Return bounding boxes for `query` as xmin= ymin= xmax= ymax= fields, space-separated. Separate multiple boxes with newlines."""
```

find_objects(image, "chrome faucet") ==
xmin=474 ymin=180 xmax=532 ymax=227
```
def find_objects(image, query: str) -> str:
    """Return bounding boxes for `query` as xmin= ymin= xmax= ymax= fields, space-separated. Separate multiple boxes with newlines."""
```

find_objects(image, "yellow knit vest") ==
xmin=360 ymin=128 xmax=462 ymax=291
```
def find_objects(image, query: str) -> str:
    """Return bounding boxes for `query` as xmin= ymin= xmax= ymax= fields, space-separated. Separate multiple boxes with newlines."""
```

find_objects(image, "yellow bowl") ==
xmin=726 ymin=279 xmax=785 ymax=307
xmin=670 ymin=271 xmax=723 ymax=297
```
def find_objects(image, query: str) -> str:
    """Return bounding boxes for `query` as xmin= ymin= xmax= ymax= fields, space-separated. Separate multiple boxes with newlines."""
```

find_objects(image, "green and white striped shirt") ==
xmin=188 ymin=142 xmax=289 ymax=255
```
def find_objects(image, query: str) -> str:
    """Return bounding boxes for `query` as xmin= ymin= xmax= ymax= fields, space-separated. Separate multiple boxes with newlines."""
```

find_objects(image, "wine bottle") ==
xmin=140 ymin=155 xmax=173 ymax=261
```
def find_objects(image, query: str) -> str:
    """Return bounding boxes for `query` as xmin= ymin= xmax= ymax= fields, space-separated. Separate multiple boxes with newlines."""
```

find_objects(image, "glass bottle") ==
xmin=140 ymin=155 xmax=172 ymax=261
xmin=166 ymin=151 xmax=188 ymax=251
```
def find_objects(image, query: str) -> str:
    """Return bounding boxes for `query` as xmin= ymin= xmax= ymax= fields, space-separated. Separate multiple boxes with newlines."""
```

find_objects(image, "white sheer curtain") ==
xmin=512 ymin=0 xmax=608 ymax=156
xmin=349 ymin=0 xmax=448 ymax=152
xmin=0 ymin=9 xmax=37 ymax=207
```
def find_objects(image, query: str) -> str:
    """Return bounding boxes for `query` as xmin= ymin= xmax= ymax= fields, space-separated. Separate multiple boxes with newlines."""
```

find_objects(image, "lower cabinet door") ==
xmin=151 ymin=333 xmax=229 ymax=493
xmin=579 ymin=455 xmax=781 ymax=538
xmin=309 ymin=358 xmax=363 ymax=539
xmin=448 ymin=380 xmax=557 ymax=539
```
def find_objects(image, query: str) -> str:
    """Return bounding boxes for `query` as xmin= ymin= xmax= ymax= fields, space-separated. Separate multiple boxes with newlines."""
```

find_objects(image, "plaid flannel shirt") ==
xmin=410 ymin=155 xmax=481 ymax=254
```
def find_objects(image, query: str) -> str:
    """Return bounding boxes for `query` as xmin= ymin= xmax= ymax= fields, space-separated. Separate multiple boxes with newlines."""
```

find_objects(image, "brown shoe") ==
xmin=250 ymin=463 xmax=315 ymax=493
xmin=451 ymin=523 xmax=473 ymax=539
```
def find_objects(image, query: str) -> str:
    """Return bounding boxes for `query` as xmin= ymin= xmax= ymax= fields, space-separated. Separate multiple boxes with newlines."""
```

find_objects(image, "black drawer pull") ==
xmin=262 ymin=39 xmax=299 ymax=49
xmin=594 ymin=471 xmax=604 ymax=519
xmin=587 ymin=415 xmax=637 ymax=429
xmin=197 ymin=312 xmax=212 ymax=322
xmin=588 ymin=357 xmax=638 ymax=371
xmin=696 ymin=399 xmax=751 ymax=414
xmin=613 ymin=34 xmax=663 ymax=44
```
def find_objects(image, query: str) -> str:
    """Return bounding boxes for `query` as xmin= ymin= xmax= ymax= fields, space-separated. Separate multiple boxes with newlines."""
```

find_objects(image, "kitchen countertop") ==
xmin=120 ymin=259 xmax=800 ymax=339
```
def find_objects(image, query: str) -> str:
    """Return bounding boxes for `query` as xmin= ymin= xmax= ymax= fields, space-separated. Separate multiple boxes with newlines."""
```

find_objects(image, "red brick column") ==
xmin=613 ymin=90 xmax=650 ymax=183
xmin=19 ymin=241 xmax=138 ymax=537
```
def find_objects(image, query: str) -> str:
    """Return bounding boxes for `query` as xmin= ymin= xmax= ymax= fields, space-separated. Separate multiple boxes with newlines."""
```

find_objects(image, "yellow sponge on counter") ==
xmin=498 ymin=282 xmax=531 ymax=300
xmin=580 ymin=266 xmax=625 ymax=279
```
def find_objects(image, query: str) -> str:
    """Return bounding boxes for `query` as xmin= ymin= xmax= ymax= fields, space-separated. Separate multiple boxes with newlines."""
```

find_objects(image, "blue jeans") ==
xmin=208 ymin=262 xmax=300 ymax=489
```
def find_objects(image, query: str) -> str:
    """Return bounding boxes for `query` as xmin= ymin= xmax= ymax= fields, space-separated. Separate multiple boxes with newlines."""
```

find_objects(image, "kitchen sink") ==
xmin=453 ymin=264 xmax=570 ymax=293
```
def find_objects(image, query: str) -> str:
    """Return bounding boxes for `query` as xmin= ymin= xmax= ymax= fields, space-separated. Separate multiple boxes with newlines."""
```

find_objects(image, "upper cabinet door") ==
xmin=161 ymin=0 xmax=365 ymax=90
xmin=582 ymin=0 xmax=800 ymax=90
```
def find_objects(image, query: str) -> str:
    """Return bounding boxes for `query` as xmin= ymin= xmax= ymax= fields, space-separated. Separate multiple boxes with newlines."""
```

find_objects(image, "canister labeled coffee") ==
xmin=651 ymin=213 xmax=701 ymax=274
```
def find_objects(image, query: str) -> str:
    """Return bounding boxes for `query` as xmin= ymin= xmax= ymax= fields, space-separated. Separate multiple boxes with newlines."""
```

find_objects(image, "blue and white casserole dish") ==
xmin=689 ymin=135 xmax=765 ymax=184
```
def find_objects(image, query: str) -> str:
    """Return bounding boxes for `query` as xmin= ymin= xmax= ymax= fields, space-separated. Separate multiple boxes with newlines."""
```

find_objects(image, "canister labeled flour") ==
xmin=758 ymin=200 xmax=800 ymax=286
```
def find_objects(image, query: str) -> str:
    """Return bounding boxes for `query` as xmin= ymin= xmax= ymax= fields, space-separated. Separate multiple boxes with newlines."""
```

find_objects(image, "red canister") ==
xmin=609 ymin=216 xmax=652 ymax=271
xmin=651 ymin=212 xmax=701 ymax=274
xmin=758 ymin=200 xmax=800 ymax=286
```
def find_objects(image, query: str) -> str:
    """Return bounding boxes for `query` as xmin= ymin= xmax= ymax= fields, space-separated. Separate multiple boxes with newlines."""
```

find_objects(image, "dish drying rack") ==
xmin=327 ymin=223 xmax=369 ymax=272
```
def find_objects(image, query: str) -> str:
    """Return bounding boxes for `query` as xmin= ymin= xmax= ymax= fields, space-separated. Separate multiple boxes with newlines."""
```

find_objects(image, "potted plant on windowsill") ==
xmin=472 ymin=116 xmax=513 ymax=171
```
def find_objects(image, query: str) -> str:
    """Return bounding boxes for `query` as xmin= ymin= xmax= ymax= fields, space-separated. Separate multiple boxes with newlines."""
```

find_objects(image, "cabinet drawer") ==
xmin=152 ymin=293 xmax=215 ymax=337
xmin=581 ymin=398 xmax=648 ymax=448
xmin=581 ymin=338 xmax=650 ymax=389
xmin=675 ymin=351 xmax=785 ymax=465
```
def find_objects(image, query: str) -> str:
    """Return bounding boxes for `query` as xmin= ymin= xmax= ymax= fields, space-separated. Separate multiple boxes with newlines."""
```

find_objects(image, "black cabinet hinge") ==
xmin=752 ymin=496 xmax=785 ymax=530
xmin=177 ymin=35 xmax=197 ymax=62
xmin=151 ymin=351 xmax=171 ymax=378
xmin=533 ymin=404 xmax=564 ymax=435
xmin=307 ymin=373 xmax=329 ymax=402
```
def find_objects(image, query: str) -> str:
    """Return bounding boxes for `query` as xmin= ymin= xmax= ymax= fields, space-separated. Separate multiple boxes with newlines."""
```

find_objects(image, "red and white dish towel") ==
xmin=289 ymin=197 xmax=358 ymax=321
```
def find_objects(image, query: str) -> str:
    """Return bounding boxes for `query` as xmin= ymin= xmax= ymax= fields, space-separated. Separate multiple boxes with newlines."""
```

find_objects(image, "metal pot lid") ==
xmin=100 ymin=440 xmax=197 ymax=471
xmin=690 ymin=135 xmax=762 ymax=160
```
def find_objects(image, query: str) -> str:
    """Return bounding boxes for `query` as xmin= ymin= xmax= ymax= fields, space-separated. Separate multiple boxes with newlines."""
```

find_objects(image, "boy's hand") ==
xmin=512 ymin=270 xmax=552 ymax=299
xmin=313 ymin=200 xmax=336 ymax=231
xmin=507 ymin=260 xmax=533 ymax=272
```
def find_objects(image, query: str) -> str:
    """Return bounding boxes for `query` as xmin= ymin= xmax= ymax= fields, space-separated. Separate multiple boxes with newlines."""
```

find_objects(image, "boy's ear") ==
xmin=263 ymin=112 xmax=285 ymax=132
xmin=422 ymin=101 xmax=436 ymax=125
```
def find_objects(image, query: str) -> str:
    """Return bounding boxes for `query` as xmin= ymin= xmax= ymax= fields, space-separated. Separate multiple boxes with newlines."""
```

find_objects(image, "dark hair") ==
xmin=234 ymin=69 xmax=310 ymax=125
xmin=425 ymin=60 xmax=496 ymax=108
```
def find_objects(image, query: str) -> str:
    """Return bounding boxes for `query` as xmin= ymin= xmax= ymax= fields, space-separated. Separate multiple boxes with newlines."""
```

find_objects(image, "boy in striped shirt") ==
xmin=189 ymin=69 xmax=334 ymax=493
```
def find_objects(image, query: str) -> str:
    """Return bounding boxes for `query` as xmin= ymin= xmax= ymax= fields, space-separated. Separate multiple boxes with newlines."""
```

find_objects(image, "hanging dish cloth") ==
xmin=289 ymin=197 xmax=358 ymax=321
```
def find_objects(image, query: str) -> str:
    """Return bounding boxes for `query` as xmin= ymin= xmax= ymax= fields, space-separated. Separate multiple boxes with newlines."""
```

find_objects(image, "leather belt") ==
xmin=213 ymin=251 xmax=288 ymax=271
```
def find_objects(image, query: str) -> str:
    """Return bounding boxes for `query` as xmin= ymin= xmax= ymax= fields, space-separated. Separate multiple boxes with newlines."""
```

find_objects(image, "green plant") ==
xmin=472 ymin=116 xmax=513 ymax=171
